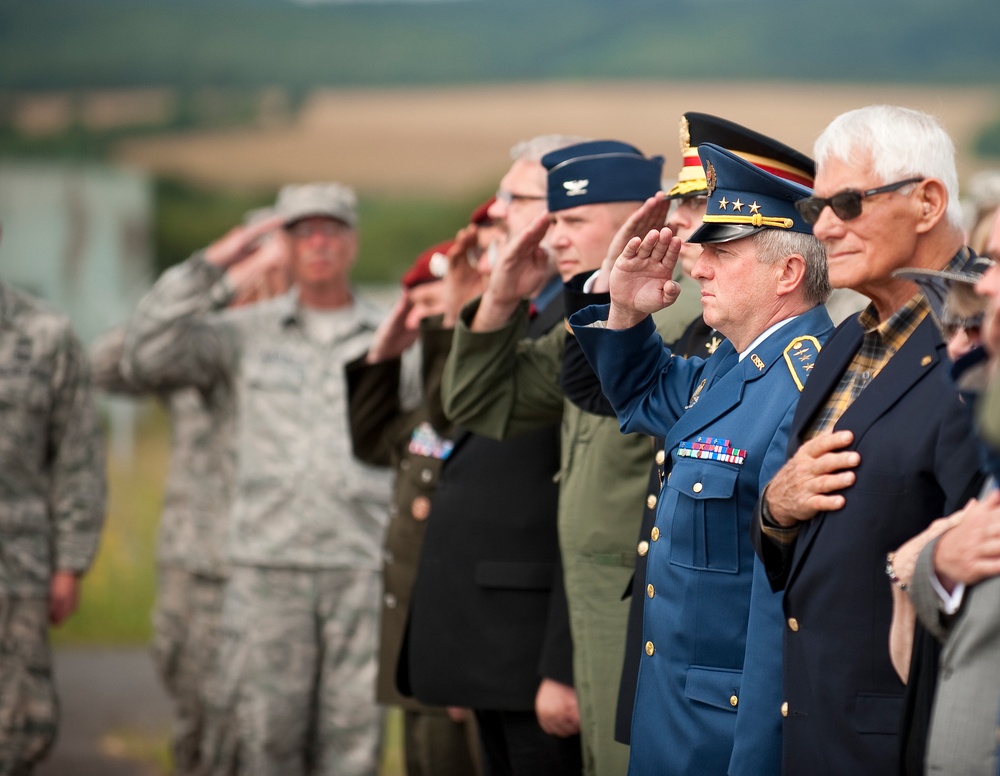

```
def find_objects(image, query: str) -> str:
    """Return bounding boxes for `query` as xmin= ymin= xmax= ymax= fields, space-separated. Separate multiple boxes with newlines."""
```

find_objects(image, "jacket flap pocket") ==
xmin=850 ymin=692 xmax=903 ymax=734
xmin=684 ymin=665 xmax=742 ymax=712
xmin=667 ymin=460 xmax=739 ymax=500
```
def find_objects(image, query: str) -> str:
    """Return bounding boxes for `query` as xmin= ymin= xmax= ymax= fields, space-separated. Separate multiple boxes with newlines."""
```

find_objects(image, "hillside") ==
xmin=2 ymin=0 xmax=999 ymax=90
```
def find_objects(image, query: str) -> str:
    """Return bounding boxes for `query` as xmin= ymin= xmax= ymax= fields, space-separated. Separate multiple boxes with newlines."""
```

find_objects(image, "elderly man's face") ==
xmin=547 ymin=201 xmax=635 ymax=282
xmin=489 ymin=159 xmax=548 ymax=241
xmin=668 ymin=195 xmax=708 ymax=277
xmin=287 ymin=216 xmax=358 ymax=288
xmin=975 ymin=264 xmax=1000 ymax=356
xmin=810 ymin=154 xmax=921 ymax=298
xmin=690 ymin=236 xmax=783 ymax=352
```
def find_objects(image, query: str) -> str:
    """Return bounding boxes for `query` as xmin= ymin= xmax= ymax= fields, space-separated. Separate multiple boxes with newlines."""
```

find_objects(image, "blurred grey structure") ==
xmin=0 ymin=161 xmax=154 ymax=459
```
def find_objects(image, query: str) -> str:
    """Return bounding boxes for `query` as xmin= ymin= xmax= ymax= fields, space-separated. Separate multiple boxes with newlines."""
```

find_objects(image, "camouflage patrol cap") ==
xmin=275 ymin=182 xmax=358 ymax=229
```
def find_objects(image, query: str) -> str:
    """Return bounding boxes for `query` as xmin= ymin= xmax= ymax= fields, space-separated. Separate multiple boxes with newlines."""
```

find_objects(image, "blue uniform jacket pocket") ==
xmin=475 ymin=561 xmax=554 ymax=591
xmin=666 ymin=459 xmax=741 ymax=573
xmin=685 ymin=665 xmax=742 ymax=712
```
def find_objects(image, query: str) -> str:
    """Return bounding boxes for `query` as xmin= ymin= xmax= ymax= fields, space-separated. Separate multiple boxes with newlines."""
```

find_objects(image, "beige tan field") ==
xmin=111 ymin=81 xmax=1000 ymax=197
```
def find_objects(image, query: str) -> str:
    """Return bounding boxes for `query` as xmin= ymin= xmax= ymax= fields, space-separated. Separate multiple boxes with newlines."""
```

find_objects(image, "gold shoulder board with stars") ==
xmin=782 ymin=336 xmax=822 ymax=391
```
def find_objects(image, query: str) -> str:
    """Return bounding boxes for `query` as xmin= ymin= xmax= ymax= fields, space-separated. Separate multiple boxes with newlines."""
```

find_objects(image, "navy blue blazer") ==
xmin=753 ymin=312 xmax=983 ymax=775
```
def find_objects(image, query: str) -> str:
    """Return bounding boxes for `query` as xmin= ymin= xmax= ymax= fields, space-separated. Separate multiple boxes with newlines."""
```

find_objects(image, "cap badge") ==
xmin=428 ymin=252 xmax=449 ymax=279
xmin=564 ymin=179 xmax=589 ymax=197
xmin=705 ymin=161 xmax=717 ymax=196
xmin=679 ymin=115 xmax=691 ymax=154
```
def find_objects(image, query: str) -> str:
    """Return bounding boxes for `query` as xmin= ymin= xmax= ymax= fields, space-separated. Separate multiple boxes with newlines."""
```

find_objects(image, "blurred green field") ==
xmin=52 ymin=401 xmax=167 ymax=646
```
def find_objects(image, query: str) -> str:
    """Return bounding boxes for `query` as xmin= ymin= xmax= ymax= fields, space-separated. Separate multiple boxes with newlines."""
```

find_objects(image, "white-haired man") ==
xmin=752 ymin=105 xmax=984 ymax=775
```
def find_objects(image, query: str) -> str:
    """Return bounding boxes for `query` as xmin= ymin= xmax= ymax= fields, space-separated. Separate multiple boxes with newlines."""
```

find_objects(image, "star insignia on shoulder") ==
xmin=749 ymin=201 xmax=761 ymax=214
xmin=706 ymin=336 xmax=722 ymax=355
xmin=783 ymin=335 xmax=823 ymax=392
xmin=718 ymin=196 xmax=729 ymax=210
xmin=732 ymin=198 xmax=744 ymax=212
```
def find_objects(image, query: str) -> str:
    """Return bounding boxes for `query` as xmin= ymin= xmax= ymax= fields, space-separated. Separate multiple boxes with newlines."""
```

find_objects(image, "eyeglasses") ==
xmin=286 ymin=220 xmax=351 ymax=238
xmin=795 ymin=177 xmax=924 ymax=225
xmin=941 ymin=314 xmax=983 ymax=340
xmin=495 ymin=189 xmax=546 ymax=207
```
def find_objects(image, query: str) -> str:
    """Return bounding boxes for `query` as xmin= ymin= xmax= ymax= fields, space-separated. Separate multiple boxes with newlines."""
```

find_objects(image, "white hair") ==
xmin=814 ymin=105 xmax=963 ymax=228
xmin=509 ymin=134 xmax=591 ymax=163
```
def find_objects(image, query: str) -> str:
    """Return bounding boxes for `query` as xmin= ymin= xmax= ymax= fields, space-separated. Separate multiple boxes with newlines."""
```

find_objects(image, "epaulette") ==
xmin=782 ymin=335 xmax=822 ymax=391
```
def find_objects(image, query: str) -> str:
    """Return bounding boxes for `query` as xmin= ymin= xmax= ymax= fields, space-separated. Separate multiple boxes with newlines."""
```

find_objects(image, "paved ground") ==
xmin=37 ymin=647 xmax=172 ymax=776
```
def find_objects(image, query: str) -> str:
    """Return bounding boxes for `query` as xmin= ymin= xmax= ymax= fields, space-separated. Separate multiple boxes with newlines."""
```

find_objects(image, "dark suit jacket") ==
xmin=753 ymin=313 xmax=982 ymax=775
xmin=401 ymin=295 xmax=574 ymax=710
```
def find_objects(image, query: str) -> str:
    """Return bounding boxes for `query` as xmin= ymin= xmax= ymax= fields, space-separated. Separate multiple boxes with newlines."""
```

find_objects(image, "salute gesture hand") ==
xmin=607 ymin=226 xmax=683 ymax=330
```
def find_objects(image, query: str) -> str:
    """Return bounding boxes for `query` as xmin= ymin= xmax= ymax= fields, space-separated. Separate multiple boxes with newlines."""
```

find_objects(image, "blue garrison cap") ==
xmin=688 ymin=143 xmax=814 ymax=245
xmin=542 ymin=140 xmax=663 ymax=213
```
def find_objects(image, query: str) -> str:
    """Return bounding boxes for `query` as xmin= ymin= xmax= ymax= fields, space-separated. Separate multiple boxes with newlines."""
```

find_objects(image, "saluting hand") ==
xmin=442 ymin=224 xmax=486 ymax=327
xmin=591 ymin=193 xmax=671 ymax=294
xmin=366 ymin=293 xmax=417 ymax=364
xmin=472 ymin=213 xmax=551 ymax=332
xmin=204 ymin=214 xmax=286 ymax=269
xmin=606 ymin=226 xmax=683 ymax=330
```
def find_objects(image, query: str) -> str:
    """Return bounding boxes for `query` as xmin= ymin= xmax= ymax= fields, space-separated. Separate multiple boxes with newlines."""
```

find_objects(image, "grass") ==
xmin=52 ymin=400 xmax=167 ymax=646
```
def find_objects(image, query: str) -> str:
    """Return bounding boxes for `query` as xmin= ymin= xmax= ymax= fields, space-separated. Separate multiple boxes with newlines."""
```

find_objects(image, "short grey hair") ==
xmin=752 ymin=229 xmax=831 ymax=306
xmin=815 ymin=105 xmax=963 ymax=229
xmin=509 ymin=134 xmax=591 ymax=163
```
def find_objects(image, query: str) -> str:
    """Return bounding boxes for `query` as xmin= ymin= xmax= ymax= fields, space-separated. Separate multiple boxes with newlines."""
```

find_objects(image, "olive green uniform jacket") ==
xmin=440 ymin=276 xmax=702 ymax=776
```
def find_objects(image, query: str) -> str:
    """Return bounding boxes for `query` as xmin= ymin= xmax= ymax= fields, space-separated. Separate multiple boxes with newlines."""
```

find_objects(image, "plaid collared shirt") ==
xmin=805 ymin=294 xmax=930 ymax=439
xmin=761 ymin=248 xmax=970 ymax=543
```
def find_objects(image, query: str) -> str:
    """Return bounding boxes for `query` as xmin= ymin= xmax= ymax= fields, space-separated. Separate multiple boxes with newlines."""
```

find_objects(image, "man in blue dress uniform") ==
xmin=570 ymin=144 xmax=834 ymax=775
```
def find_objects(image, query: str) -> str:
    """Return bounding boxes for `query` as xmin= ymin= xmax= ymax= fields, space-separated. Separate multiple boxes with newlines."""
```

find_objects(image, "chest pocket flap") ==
xmin=667 ymin=460 xmax=739 ymax=501
xmin=665 ymin=459 xmax=741 ymax=572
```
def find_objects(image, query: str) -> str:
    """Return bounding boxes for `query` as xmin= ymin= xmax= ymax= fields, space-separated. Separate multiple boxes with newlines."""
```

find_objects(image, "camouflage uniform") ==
xmin=121 ymin=254 xmax=393 ymax=776
xmin=90 ymin=326 xmax=236 ymax=775
xmin=0 ymin=281 xmax=106 ymax=774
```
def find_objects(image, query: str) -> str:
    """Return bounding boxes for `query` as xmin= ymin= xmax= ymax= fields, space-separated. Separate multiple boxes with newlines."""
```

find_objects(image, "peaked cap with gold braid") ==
xmin=666 ymin=113 xmax=814 ymax=199
xmin=688 ymin=143 xmax=814 ymax=245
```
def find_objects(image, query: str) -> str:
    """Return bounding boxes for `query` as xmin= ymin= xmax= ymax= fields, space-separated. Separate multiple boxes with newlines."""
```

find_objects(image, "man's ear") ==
xmin=915 ymin=178 xmax=949 ymax=234
xmin=776 ymin=253 xmax=806 ymax=297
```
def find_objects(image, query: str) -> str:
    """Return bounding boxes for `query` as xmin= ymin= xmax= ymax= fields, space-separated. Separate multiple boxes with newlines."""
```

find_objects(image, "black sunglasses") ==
xmin=795 ymin=177 xmax=924 ymax=225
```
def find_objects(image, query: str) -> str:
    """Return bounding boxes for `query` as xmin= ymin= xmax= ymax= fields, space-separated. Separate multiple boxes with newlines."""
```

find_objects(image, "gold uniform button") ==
xmin=637 ymin=540 xmax=649 ymax=557
xmin=787 ymin=617 xmax=799 ymax=632
xmin=645 ymin=641 xmax=655 ymax=656
xmin=692 ymin=482 xmax=703 ymax=493
xmin=646 ymin=493 xmax=658 ymax=510
xmin=411 ymin=496 xmax=431 ymax=521
xmin=781 ymin=701 xmax=789 ymax=718
xmin=729 ymin=695 xmax=738 ymax=708
xmin=651 ymin=527 xmax=660 ymax=542
xmin=655 ymin=449 xmax=666 ymax=465
xmin=646 ymin=583 xmax=654 ymax=599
